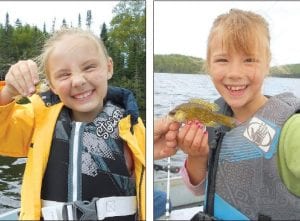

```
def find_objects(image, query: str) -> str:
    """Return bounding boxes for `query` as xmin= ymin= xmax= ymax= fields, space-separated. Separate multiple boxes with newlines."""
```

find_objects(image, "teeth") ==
xmin=74 ymin=90 xmax=92 ymax=99
xmin=227 ymin=85 xmax=246 ymax=91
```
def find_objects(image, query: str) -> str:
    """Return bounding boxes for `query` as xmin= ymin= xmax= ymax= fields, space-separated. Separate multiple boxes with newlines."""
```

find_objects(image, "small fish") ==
xmin=13 ymin=79 xmax=49 ymax=102
xmin=168 ymin=98 xmax=236 ymax=128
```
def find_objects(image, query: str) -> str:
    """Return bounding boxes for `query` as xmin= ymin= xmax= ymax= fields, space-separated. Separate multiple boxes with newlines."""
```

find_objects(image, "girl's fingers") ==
xmin=18 ymin=62 xmax=35 ymax=94
xmin=177 ymin=122 xmax=191 ymax=149
xmin=169 ymin=121 xmax=180 ymax=131
xmin=10 ymin=66 xmax=27 ymax=96
xmin=161 ymin=145 xmax=177 ymax=157
xmin=27 ymin=59 xmax=39 ymax=84
xmin=190 ymin=128 xmax=205 ymax=152
xmin=200 ymin=131 xmax=209 ymax=156
xmin=165 ymin=130 xmax=177 ymax=142
xmin=165 ymin=138 xmax=177 ymax=149
xmin=182 ymin=123 xmax=198 ymax=150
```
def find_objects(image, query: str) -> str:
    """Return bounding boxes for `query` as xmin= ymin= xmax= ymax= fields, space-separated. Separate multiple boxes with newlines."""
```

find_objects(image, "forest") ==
xmin=0 ymin=1 xmax=146 ymax=120
xmin=154 ymin=54 xmax=300 ymax=78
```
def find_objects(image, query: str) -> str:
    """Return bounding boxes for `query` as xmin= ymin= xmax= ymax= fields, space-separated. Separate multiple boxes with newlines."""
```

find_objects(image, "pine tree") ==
xmin=86 ymin=10 xmax=92 ymax=29
xmin=61 ymin=18 xmax=67 ymax=28
xmin=100 ymin=23 xmax=108 ymax=45
xmin=51 ymin=17 xmax=56 ymax=32
xmin=78 ymin=13 xmax=81 ymax=28
xmin=15 ymin=19 xmax=22 ymax=28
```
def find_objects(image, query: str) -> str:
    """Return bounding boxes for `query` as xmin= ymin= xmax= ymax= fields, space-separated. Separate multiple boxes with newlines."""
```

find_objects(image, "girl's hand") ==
xmin=3 ymin=60 xmax=39 ymax=99
xmin=177 ymin=120 xmax=209 ymax=158
xmin=154 ymin=117 xmax=180 ymax=160
xmin=177 ymin=120 xmax=209 ymax=185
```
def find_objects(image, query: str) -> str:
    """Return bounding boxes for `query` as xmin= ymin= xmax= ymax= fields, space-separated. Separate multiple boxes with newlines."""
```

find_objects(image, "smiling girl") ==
xmin=0 ymin=28 xmax=145 ymax=220
xmin=156 ymin=9 xmax=300 ymax=220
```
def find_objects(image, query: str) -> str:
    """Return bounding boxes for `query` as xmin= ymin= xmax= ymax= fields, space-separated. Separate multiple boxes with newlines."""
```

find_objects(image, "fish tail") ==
xmin=214 ymin=113 xmax=237 ymax=128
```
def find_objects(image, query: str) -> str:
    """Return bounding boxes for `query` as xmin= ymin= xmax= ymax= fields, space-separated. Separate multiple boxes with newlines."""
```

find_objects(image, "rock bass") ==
xmin=168 ymin=98 xmax=236 ymax=128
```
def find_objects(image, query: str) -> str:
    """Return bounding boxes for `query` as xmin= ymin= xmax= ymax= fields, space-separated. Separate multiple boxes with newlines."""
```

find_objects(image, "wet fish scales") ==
xmin=169 ymin=100 xmax=236 ymax=128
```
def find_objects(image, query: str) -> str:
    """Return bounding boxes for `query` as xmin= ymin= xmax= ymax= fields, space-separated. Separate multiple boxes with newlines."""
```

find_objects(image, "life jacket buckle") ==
xmin=62 ymin=198 xmax=98 ymax=220
xmin=190 ymin=211 xmax=217 ymax=221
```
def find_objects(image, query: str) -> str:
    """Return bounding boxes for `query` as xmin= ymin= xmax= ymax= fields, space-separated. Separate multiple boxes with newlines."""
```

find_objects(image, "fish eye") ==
xmin=169 ymin=110 xmax=175 ymax=116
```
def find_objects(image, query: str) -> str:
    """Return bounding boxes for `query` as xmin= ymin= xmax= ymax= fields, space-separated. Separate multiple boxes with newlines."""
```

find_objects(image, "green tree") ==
xmin=11 ymin=25 xmax=46 ymax=60
xmin=61 ymin=18 xmax=67 ymax=28
xmin=78 ymin=13 xmax=82 ymax=28
xmin=100 ymin=22 xmax=108 ymax=44
xmin=108 ymin=1 xmax=146 ymax=119
xmin=15 ymin=19 xmax=22 ymax=28
xmin=86 ymin=10 xmax=92 ymax=30
xmin=43 ymin=22 xmax=47 ymax=34
xmin=51 ymin=17 xmax=56 ymax=33
xmin=0 ymin=13 xmax=14 ymax=78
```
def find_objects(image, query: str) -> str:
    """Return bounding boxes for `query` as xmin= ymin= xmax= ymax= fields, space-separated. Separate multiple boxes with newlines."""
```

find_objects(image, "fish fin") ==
xmin=36 ymin=79 xmax=50 ymax=93
xmin=206 ymin=121 xmax=219 ymax=127
xmin=12 ymin=95 xmax=24 ymax=102
xmin=214 ymin=113 xmax=237 ymax=128
xmin=173 ymin=110 xmax=187 ymax=123
xmin=189 ymin=98 xmax=220 ymax=112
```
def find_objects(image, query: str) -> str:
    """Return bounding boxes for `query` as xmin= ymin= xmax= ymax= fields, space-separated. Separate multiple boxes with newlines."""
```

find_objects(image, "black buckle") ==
xmin=62 ymin=198 xmax=98 ymax=220
xmin=190 ymin=211 xmax=217 ymax=221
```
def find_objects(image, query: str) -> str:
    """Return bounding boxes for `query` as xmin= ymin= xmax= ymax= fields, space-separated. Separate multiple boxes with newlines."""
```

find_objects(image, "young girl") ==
xmin=0 ymin=28 xmax=145 ymax=220
xmin=157 ymin=9 xmax=300 ymax=220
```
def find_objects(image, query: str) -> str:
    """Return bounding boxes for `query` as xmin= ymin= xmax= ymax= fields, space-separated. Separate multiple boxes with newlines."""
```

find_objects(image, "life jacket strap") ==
xmin=190 ymin=211 xmax=217 ymax=221
xmin=41 ymin=196 xmax=137 ymax=220
xmin=258 ymin=213 xmax=272 ymax=221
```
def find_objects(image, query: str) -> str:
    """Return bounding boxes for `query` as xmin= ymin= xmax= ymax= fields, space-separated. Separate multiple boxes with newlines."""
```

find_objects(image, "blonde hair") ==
xmin=205 ymin=9 xmax=271 ymax=71
xmin=35 ymin=27 xmax=109 ymax=80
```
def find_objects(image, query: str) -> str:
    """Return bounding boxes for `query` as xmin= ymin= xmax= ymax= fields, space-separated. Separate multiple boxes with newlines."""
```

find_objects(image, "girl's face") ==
xmin=48 ymin=35 xmax=113 ymax=122
xmin=208 ymin=37 xmax=269 ymax=112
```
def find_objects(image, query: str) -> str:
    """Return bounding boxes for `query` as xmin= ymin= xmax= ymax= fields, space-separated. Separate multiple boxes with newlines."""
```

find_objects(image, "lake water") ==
xmin=154 ymin=73 xmax=300 ymax=179
xmin=1 ymin=72 xmax=300 ymax=212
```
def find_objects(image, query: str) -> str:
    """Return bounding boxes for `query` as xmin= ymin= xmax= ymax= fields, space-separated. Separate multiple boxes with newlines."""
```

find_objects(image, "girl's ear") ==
xmin=107 ymin=57 xmax=114 ymax=80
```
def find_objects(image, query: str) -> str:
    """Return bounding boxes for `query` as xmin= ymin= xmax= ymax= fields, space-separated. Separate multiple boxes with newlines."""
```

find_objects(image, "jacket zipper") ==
xmin=71 ymin=122 xmax=82 ymax=201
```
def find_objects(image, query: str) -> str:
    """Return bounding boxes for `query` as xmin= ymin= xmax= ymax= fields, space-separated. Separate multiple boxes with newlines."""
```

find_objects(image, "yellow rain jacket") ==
xmin=0 ymin=84 xmax=145 ymax=220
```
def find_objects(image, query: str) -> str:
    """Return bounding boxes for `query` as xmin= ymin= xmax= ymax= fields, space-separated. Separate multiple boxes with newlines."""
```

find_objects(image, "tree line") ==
xmin=154 ymin=54 xmax=205 ymax=74
xmin=0 ymin=1 xmax=146 ymax=120
xmin=154 ymin=54 xmax=300 ymax=78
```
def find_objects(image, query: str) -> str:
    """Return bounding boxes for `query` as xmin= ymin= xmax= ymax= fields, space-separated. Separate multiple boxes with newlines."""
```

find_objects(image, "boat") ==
xmin=0 ymin=208 xmax=19 ymax=220
xmin=0 ymin=165 xmax=204 ymax=220
xmin=0 ymin=176 xmax=204 ymax=220
xmin=154 ymin=176 xmax=204 ymax=220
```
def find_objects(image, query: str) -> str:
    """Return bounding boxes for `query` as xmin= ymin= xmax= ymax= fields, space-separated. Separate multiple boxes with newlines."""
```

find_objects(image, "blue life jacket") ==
xmin=202 ymin=93 xmax=300 ymax=220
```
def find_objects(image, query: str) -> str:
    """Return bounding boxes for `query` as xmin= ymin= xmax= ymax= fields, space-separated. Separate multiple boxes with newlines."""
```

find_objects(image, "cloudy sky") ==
xmin=154 ymin=1 xmax=300 ymax=66
xmin=0 ymin=1 xmax=119 ymax=34
xmin=1 ymin=1 xmax=299 ymax=66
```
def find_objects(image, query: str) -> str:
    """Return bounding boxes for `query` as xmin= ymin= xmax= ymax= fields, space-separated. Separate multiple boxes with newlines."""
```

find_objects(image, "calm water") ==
xmin=0 ymin=157 xmax=25 ymax=213
xmin=154 ymin=73 xmax=300 ymax=179
xmin=1 ymin=73 xmax=300 ymax=212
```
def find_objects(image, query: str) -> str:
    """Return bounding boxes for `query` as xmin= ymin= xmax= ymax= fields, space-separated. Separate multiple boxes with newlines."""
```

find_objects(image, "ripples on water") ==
xmin=154 ymin=73 xmax=300 ymax=179
xmin=0 ymin=157 xmax=25 ymax=213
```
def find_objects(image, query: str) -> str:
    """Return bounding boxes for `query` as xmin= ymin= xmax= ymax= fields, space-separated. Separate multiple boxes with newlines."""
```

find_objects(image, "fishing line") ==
xmin=165 ymin=156 xmax=171 ymax=219
xmin=165 ymin=98 xmax=176 ymax=219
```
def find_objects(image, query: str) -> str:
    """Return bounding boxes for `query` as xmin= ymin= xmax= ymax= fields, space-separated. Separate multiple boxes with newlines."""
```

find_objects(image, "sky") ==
xmin=154 ymin=1 xmax=300 ymax=66
xmin=0 ymin=1 xmax=119 ymax=35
